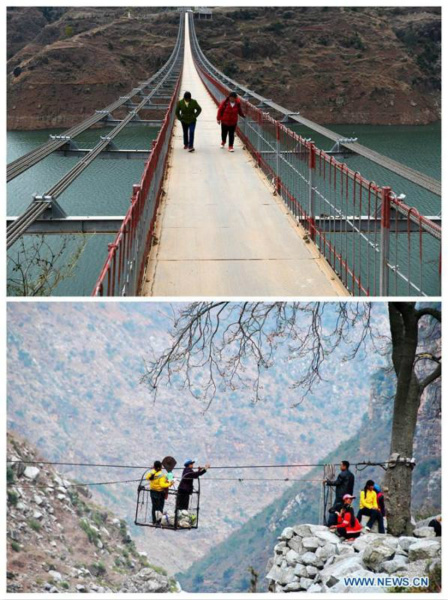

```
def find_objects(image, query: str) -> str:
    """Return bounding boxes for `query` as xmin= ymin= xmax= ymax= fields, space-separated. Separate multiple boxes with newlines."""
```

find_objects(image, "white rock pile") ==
xmin=266 ymin=523 xmax=441 ymax=593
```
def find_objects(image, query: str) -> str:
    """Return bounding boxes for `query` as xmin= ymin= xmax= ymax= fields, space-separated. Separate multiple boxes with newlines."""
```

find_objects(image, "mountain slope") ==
xmin=7 ymin=7 xmax=440 ymax=130
xmin=7 ymin=302 xmax=380 ymax=574
xmin=7 ymin=432 xmax=178 ymax=594
xmin=176 ymin=352 xmax=441 ymax=593
xmin=195 ymin=6 xmax=441 ymax=125
xmin=7 ymin=8 xmax=178 ymax=130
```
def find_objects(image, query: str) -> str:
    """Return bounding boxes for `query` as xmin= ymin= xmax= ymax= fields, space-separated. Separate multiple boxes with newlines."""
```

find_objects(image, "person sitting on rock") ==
xmin=374 ymin=483 xmax=386 ymax=518
xmin=145 ymin=460 xmax=173 ymax=525
xmin=357 ymin=479 xmax=385 ymax=533
xmin=330 ymin=494 xmax=362 ymax=541
xmin=428 ymin=516 xmax=441 ymax=537
xmin=324 ymin=460 xmax=355 ymax=526
xmin=177 ymin=458 xmax=209 ymax=511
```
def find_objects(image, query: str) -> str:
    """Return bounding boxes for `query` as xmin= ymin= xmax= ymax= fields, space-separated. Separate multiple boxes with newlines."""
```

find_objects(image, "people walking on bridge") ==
xmin=146 ymin=460 xmax=173 ymax=524
xmin=177 ymin=458 xmax=210 ymax=510
xmin=324 ymin=460 xmax=355 ymax=526
xmin=217 ymin=91 xmax=245 ymax=152
xmin=176 ymin=91 xmax=202 ymax=152
xmin=357 ymin=479 xmax=385 ymax=533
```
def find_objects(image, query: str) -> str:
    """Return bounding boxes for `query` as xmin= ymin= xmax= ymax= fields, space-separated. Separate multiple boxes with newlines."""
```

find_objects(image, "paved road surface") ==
xmin=143 ymin=14 xmax=346 ymax=297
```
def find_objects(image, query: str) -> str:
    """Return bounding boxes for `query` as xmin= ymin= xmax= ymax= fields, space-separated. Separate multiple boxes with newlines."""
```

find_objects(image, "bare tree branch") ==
xmin=141 ymin=302 xmax=387 ymax=406
xmin=8 ymin=235 xmax=86 ymax=296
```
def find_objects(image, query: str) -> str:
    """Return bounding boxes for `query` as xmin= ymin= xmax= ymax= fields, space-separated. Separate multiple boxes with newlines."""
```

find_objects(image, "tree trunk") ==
xmin=384 ymin=303 xmax=420 ymax=536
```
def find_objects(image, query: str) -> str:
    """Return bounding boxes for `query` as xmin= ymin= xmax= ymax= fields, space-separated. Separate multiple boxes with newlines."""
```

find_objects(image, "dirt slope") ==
xmin=7 ymin=8 xmax=178 ymax=130
xmin=195 ymin=6 xmax=441 ymax=125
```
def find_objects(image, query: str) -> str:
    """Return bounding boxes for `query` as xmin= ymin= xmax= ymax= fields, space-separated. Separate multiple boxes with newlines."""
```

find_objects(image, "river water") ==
xmin=7 ymin=122 xmax=440 ymax=296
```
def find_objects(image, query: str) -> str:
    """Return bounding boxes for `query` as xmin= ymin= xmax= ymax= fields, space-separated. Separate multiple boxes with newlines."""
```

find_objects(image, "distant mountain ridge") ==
xmin=7 ymin=7 xmax=440 ymax=129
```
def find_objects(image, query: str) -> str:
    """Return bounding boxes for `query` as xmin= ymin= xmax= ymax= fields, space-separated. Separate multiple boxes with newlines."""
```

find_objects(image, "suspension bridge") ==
xmin=7 ymin=12 xmax=441 ymax=297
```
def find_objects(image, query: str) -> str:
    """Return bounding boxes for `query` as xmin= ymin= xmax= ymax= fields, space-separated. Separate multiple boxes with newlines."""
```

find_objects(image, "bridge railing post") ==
xmin=256 ymin=111 xmax=262 ymax=164
xmin=275 ymin=122 xmax=281 ymax=195
xmin=130 ymin=184 xmax=142 ymax=295
xmin=379 ymin=186 xmax=392 ymax=296
xmin=308 ymin=143 xmax=316 ymax=241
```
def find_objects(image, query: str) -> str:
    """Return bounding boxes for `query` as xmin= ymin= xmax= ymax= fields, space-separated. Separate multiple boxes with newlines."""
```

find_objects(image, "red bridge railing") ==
xmin=92 ymin=76 xmax=181 ymax=296
xmin=194 ymin=63 xmax=441 ymax=297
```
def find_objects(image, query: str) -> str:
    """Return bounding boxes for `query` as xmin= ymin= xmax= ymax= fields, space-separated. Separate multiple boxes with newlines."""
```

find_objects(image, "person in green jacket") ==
xmin=175 ymin=91 xmax=202 ymax=152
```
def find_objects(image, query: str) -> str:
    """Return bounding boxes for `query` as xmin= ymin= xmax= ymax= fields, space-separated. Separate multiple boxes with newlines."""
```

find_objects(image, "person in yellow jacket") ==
xmin=145 ymin=460 xmax=173 ymax=524
xmin=356 ymin=479 xmax=385 ymax=533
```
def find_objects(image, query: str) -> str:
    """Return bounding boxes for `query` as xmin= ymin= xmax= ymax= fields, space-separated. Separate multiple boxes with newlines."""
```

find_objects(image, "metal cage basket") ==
xmin=134 ymin=469 xmax=200 ymax=531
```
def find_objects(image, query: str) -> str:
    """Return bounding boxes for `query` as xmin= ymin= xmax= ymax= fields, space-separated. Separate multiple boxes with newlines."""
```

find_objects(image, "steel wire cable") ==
xmin=6 ymin=25 xmax=183 ymax=182
xmin=7 ymin=22 xmax=184 ymax=248
xmin=7 ymin=459 xmax=386 ymax=470
xmin=7 ymin=477 xmax=326 ymax=489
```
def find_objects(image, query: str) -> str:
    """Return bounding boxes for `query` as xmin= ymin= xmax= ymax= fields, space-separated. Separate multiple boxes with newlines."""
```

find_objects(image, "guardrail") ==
xmin=190 ymin=16 xmax=441 ymax=297
xmin=92 ymin=25 xmax=184 ymax=296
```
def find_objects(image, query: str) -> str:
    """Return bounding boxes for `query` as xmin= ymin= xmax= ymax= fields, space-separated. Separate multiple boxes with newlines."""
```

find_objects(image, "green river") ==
xmin=7 ymin=121 xmax=440 ymax=296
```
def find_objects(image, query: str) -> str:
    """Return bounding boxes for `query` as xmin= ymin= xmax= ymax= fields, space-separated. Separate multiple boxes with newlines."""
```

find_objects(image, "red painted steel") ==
xmin=93 ymin=76 xmax=181 ymax=296
xmin=194 ymin=61 xmax=441 ymax=296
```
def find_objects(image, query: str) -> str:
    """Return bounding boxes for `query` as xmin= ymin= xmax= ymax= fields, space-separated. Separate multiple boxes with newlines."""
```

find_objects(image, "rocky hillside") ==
xmin=195 ymin=6 xmax=441 ymax=125
xmin=7 ymin=433 xmax=178 ymax=594
xmin=177 ymin=333 xmax=441 ymax=593
xmin=7 ymin=302 xmax=378 ymax=575
xmin=7 ymin=7 xmax=178 ymax=129
xmin=266 ymin=522 xmax=441 ymax=593
xmin=7 ymin=7 xmax=440 ymax=130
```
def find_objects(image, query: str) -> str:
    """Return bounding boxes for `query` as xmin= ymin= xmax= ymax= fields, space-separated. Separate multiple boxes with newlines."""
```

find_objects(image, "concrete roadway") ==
xmin=143 ymin=15 xmax=347 ymax=297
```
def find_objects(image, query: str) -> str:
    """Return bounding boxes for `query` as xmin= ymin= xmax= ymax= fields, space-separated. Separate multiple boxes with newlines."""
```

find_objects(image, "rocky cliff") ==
xmin=195 ymin=6 xmax=441 ymax=125
xmin=266 ymin=523 xmax=441 ymax=593
xmin=7 ymin=433 xmax=179 ymax=594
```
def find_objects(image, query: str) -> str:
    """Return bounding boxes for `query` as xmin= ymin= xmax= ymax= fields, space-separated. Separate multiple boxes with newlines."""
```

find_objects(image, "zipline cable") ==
xmin=7 ymin=459 xmax=387 ymax=470
xmin=7 ymin=477 xmax=325 ymax=489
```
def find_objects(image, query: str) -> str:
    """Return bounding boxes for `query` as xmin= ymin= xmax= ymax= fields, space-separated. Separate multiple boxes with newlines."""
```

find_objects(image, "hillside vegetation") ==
xmin=195 ymin=6 xmax=441 ymax=125
xmin=7 ymin=7 xmax=178 ymax=129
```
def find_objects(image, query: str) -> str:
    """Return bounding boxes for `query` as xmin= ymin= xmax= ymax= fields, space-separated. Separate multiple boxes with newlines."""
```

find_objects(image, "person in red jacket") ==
xmin=330 ymin=494 xmax=362 ymax=540
xmin=217 ymin=92 xmax=245 ymax=152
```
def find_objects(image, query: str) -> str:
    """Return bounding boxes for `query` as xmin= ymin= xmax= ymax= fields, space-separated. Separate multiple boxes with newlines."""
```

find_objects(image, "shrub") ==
xmin=149 ymin=563 xmax=167 ymax=576
xmin=7 ymin=467 xmax=15 ymax=483
xmin=340 ymin=33 xmax=366 ymax=51
xmin=7 ymin=490 xmax=18 ymax=506
xmin=223 ymin=63 xmax=239 ymax=78
xmin=11 ymin=541 xmax=21 ymax=552
xmin=90 ymin=561 xmax=106 ymax=576
xmin=79 ymin=518 xmax=99 ymax=544
xmin=65 ymin=25 xmax=74 ymax=37
xmin=264 ymin=21 xmax=285 ymax=34
xmin=29 ymin=519 xmax=41 ymax=532
xmin=427 ymin=561 xmax=442 ymax=593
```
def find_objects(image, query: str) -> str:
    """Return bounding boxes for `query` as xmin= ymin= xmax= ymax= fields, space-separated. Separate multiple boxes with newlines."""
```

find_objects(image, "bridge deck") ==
xmin=143 ymin=16 xmax=346 ymax=297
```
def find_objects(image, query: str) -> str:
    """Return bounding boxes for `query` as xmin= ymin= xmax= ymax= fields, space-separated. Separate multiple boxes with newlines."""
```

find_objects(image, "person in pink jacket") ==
xmin=217 ymin=92 xmax=245 ymax=152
